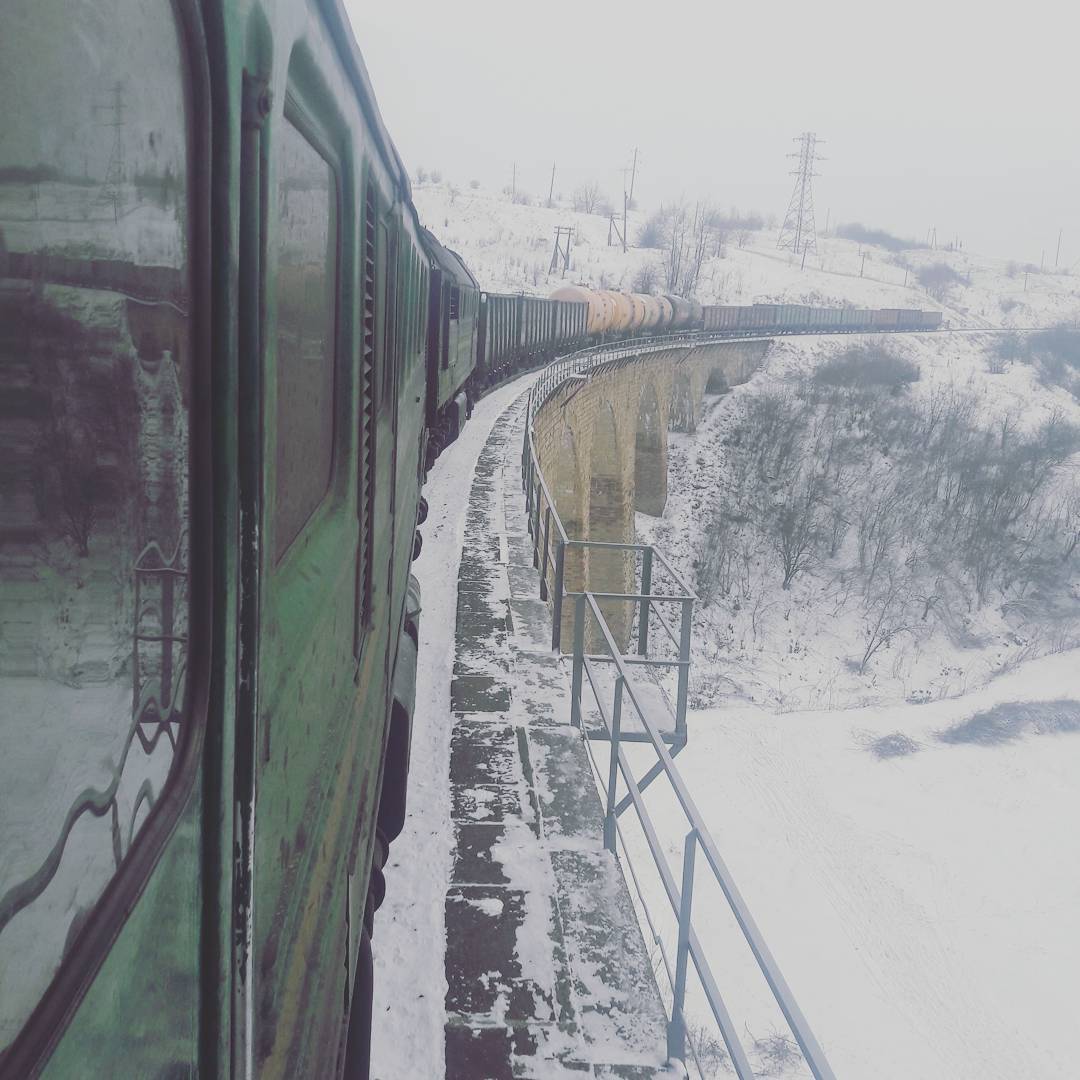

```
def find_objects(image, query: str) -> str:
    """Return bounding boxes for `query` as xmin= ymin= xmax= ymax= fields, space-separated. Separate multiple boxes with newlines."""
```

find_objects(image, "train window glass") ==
xmin=273 ymin=116 xmax=337 ymax=563
xmin=449 ymin=284 xmax=460 ymax=321
xmin=0 ymin=0 xmax=194 ymax=1054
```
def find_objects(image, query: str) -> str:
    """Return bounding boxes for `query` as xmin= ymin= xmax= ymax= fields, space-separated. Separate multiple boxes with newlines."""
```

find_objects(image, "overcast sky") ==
xmin=346 ymin=0 xmax=1079 ymax=265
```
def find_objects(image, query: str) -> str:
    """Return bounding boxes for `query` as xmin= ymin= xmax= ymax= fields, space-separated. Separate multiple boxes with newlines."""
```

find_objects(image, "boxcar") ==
xmin=477 ymin=292 xmax=518 ymax=385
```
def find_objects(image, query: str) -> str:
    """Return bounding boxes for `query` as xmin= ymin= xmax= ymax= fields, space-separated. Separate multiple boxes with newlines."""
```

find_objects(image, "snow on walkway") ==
xmin=371 ymin=377 xmax=671 ymax=1079
xmin=370 ymin=373 xmax=540 ymax=1079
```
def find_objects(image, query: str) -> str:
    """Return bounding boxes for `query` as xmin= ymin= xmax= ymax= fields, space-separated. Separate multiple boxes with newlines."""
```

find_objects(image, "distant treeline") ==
xmin=835 ymin=222 xmax=927 ymax=253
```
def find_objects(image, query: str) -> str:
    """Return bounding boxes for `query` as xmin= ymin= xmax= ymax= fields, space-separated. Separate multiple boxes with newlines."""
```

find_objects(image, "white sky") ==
xmin=346 ymin=0 xmax=1080 ymax=265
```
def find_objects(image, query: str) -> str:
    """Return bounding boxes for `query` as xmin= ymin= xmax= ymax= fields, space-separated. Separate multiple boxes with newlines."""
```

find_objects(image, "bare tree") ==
xmin=631 ymin=261 xmax=661 ymax=294
xmin=770 ymin=469 xmax=824 ymax=590
xmin=572 ymin=181 xmax=604 ymax=215
xmin=858 ymin=572 xmax=918 ymax=673
xmin=1059 ymin=484 xmax=1080 ymax=561
xmin=661 ymin=201 xmax=720 ymax=296
xmin=663 ymin=203 xmax=688 ymax=291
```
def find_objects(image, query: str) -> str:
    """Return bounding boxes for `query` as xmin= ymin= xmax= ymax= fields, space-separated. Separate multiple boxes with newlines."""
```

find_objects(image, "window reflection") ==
xmin=274 ymin=117 xmax=336 ymax=561
xmin=0 ymin=0 xmax=191 ymax=1052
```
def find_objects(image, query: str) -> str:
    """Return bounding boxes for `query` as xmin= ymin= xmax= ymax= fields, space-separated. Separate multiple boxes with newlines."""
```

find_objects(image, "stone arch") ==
xmin=634 ymin=380 xmax=666 ymax=517
xmin=588 ymin=402 xmax=632 ymax=647
xmin=705 ymin=366 xmax=729 ymax=395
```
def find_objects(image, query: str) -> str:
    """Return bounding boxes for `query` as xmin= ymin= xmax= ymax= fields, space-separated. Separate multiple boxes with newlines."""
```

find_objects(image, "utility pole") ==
xmin=860 ymin=249 xmax=868 ymax=277
xmin=548 ymin=160 xmax=556 ymax=208
xmin=1056 ymin=227 xmax=1063 ymax=267
xmin=1041 ymin=249 xmax=1045 ymax=272
xmin=824 ymin=207 xmax=830 ymax=237
xmin=549 ymin=226 xmax=573 ymax=276
xmin=777 ymin=132 xmax=824 ymax=256
xmin=628 ymin=147 xmax=638 ymax=205
xmin=608 ymin=213 xmax=625 ymax=253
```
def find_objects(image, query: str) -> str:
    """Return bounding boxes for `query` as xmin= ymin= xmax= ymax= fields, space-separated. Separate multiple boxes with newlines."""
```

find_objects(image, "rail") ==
xmin=519 ymin=337 xmax=835 ymax=1079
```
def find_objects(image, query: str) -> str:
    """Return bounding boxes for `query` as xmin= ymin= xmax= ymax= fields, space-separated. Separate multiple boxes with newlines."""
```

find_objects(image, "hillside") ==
xmin=412 ymin=179 xmax=1080 ymax=330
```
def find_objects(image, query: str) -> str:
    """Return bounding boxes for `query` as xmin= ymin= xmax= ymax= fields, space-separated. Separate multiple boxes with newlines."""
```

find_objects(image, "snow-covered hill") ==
xmin=412 ymin=179 xmax=1080 ymax=329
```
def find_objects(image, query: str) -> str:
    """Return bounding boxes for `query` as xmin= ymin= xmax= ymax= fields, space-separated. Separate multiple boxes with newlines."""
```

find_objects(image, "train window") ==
xmin=273 ymin=115 xmax=337 ymax=563
xmin=449 ymin=284 xmax=460 ymax=321
xmin=0 ymin=0 xmax=195 ymax=1056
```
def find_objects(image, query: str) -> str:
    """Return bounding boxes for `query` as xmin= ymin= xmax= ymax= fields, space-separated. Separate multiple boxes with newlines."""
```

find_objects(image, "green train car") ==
xmin=0 ymin=0 xmax=430 ymax=1076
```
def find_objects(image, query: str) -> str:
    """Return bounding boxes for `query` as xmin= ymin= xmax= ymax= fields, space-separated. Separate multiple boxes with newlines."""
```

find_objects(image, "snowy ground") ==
xmin=370 ymin=372 xmax=537 ymax=1080
xmin=619 ymin=649 xmax=1080 ymax=1078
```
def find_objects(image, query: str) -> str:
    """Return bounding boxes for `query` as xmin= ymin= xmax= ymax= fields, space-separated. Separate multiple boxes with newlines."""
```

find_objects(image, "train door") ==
xmin=234 ymin=58 xmax=376 ymax=1077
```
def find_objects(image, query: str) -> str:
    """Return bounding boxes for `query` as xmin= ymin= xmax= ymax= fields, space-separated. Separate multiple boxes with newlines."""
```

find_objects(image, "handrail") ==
xmin=519 ymin=336 xmax=835 ymax=1079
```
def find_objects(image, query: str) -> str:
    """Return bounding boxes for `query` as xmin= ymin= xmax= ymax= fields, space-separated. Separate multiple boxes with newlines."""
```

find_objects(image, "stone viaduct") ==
xmin=530 ymin=338 xmax=771 ymax=646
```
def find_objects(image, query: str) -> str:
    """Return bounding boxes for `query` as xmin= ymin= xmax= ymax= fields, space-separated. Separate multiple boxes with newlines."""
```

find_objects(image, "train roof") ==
xmin=419 ymin=226 xmax=479 ymax=290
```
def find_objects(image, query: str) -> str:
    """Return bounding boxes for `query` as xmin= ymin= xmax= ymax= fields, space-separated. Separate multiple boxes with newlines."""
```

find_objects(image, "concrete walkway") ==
xmin=443 ymin=392 xmax=670 ymax=1079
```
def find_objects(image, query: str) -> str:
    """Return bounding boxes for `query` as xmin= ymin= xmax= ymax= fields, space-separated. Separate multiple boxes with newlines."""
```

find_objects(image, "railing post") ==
xmin=570 ymin=593 xmax=585 ymax=728
xmin=551 ymin=541 xmax=565 ymax=652
xmin=540 ymin=507 xmax=552 ymax=601
xmin=667 ymin=829 xmax=697 ymax=1066
xmin=675 ymin=597 xmax=692 ymax=741
xmin=604 ymin=674 xmax=623 ymax=852
xmin=637 ymin=547 xmax=653 ymax=656
xmin=531 ymin=487 xmax=541 ymax=568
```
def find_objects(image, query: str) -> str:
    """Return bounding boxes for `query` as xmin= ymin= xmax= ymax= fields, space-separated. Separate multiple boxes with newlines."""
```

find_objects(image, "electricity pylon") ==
xmin=777 ymin=132 xmax=823 ymax=257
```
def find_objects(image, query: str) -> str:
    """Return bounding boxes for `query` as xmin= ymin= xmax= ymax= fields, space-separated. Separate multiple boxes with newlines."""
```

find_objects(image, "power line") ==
xmin=777 ymin=132 xmax=823 ymax=257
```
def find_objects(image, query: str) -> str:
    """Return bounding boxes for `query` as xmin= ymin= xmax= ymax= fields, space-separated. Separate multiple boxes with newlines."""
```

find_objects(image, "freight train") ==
xmin=424 ymin=268 xmax=944 ymax=461
xmin=0 ymin=1 xmax=943 ymax=1077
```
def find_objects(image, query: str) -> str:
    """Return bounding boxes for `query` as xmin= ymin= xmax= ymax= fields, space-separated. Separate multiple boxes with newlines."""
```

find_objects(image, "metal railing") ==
xmin=519 ymin=340 xmax=835 ymax=1080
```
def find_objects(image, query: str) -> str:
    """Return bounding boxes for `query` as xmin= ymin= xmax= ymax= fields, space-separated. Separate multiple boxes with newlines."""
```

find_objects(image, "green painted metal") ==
xmin=5 ymin=1 xmax=430 ymax=1077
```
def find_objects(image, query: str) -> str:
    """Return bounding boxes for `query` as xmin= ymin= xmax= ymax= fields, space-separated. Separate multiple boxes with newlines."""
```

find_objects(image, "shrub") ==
xmin=631 ymin=262 xmax=660 ymax=293
xmin=835 ymin=222 xmax=926 ymax=252
xmin=637 ymin=211 xmax=667 ymax=249
xmin=916 ymin=262 xmax=965 ymax=299
xmin=812 ymin=348 xmax=919 ymax=391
